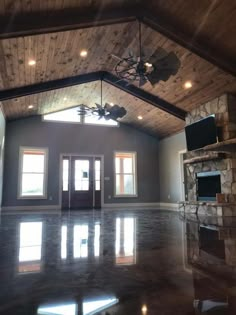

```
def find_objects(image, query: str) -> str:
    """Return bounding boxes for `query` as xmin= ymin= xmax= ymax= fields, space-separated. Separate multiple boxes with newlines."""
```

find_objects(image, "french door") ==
xmin=61 ymin=155 xmax=102 ymax=209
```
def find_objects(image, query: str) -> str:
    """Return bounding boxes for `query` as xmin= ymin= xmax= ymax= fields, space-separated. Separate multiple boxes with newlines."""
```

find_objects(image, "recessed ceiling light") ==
xmin=145 ymin=62 xmax=152 ymax=68
xmin=63 ymin=97 xmax=67 ymax=101
xmin=141 ymin=305 xmax=148 ymax=313
xmin=28 ymin=59 xmax=36 ymax=66
xmin=138 ymin=115 xmax=143 ymax=120
xmin=80 ymin=50 xmax=88 ymax=58
xmin=28 ymin=105 xmax=34 ymax=109
xmin=183 ymin=80 xmax=192 ymax=89
xmin=110 ymin=102 xmax=114 ymax=106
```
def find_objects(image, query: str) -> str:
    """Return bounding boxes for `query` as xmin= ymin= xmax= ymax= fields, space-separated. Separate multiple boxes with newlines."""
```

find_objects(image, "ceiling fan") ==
xmin=113 ymin=21 xmax=181 ymax=87
xmin=77 ymin=80 xmax=127 ymax=121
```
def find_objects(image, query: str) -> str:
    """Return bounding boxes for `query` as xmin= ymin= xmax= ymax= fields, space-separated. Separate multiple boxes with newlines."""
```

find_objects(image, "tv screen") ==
xmin=185 ymin=116 xmax=217 ymax=151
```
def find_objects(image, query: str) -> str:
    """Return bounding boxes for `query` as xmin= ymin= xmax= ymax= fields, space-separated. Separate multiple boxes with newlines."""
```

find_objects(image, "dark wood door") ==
xmin=61 ymin=156 xmax=101 ymax=210
xmin=70 ymin=157 xmax=93 ymax=209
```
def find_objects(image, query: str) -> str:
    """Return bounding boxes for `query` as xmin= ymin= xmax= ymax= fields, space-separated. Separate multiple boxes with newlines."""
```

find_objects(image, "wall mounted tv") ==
xmin=185 ymin=116 xmax=217 ymax=151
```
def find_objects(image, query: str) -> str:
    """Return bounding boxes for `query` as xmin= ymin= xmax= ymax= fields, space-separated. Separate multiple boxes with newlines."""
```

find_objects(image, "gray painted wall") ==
xmin=159 ymin=131 xmax=186 ymax=203
xmin=2 ymin=116 xmax=159 ymax=207
xmin=0 ymin=107 xmax=5 ymax=206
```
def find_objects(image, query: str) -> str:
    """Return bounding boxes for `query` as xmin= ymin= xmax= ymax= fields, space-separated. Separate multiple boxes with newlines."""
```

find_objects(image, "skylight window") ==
xmin=43 ymin=106 xmax=118 ymax=126
xmin=43 ymin=107 xmax=81 ymax=123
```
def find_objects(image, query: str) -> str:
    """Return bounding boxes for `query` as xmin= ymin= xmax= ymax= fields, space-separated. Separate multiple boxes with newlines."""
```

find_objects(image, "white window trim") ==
xmin=114 ymin=151 xmax=138 ymax=198
xmin=18 ymin=146 xmax=48 ymax=199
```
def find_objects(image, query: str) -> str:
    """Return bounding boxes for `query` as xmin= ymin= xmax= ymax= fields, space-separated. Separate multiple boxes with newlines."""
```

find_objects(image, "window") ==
xmin=43 ymin=106 xmax=118 ymax=126
xmin=18 ymin=147 xmax=48 ymax=198
xmin=114 ymin=152 xmax=137 ymax=196
xmin=18 ymin=221 xmax=43 ymax=273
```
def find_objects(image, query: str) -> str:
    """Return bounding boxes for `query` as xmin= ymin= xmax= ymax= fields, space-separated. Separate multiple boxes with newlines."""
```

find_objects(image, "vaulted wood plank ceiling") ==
xmin=0 ymin=0 xmax=236 ymax=138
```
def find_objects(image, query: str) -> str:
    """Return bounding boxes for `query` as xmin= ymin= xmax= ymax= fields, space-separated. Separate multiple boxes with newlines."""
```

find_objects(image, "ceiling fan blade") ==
xmin=147 ymin=52 xmax=181 ymax=85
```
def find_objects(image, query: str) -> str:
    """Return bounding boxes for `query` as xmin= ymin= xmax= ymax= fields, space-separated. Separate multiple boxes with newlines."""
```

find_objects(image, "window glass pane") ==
xmin=43 ymin=106 xmax=81 ymax=123
xmin=123 ymin=157 xmax=133 ymax=173
xmin=95 ymin=180 xmax=100 ymax=191
xmin=73 ymin=225 xmax=88 ymax=258
xmin=61 ymin=225 xmax=67 ymax=259
xmin=95 ymin=160 xmax=100 ymax=171
xmin=75 ymin=160 xmax=89 ymax=191
xmin=84 ymin=115 xmax=118 ymax=126
xmin=23 ymin=153 xmax=45 ymax=173
xmin=22 ymin=173 xmax=44 ymax=196
xmin=115 ymin=157 xmax=120 ymax=173
xmin=124 ymin=174 xmax=134 ymax=195
xmin=115 ymin=174 xmax=121 ymax=195
xmin=63 ymin=160 xmax=69 ymax=191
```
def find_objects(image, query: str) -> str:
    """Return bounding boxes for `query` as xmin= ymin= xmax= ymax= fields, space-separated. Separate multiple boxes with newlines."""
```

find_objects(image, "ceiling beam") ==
xmin=0 ymin=72 xmax=102 ymax=100
xmin=103 ymin=72 xmax=186 ymax=120
xmin=0 ymin=71 xmax=186 ymax=120
xmin=0 ymin=7 xmax=235 ymax=76
xmin=0 ymin=7 xmax=138 ymax=39
xmin=140 ymin=11 xmax=236 ymax=77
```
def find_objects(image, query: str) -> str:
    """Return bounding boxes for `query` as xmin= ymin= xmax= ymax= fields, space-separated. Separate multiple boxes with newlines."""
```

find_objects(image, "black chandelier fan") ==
xmin=113 ymin=20 xmax=181 ymax=87
xmin=77 ymin=80 xmax=127 ymax=121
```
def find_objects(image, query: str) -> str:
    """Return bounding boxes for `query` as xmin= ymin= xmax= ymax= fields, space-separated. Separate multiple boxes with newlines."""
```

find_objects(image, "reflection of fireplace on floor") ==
xmin=199 ymin=225 xmax=225 ymax=260
xmin=196 ymin=171 xmax=221 ymax=201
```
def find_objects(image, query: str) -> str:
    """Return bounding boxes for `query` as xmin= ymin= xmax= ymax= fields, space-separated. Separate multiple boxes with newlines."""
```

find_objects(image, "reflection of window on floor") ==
xmin=115 ymin=217 xmax=136 ymax=265
xmin=94 ymin=223 xmax=100 ymax=257
xmin=61 ymin=225 xmax=67 ymax=259
xmin=83 ymin=297 xmax=118 ymax=315
xmin=18 ymin=222 xmax=43 ymax=273
xmin=73 ymin=225 xmax=88 ymax=258
xmin=38 ymin=303 xmax=77 ymax=315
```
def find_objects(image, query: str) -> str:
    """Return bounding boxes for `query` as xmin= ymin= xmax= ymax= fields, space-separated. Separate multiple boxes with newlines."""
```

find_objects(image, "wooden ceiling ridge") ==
xmin=0 ymin=5 xmax=235 ymax=77
xmin=0 ymin=71 xmax=187 ymax=121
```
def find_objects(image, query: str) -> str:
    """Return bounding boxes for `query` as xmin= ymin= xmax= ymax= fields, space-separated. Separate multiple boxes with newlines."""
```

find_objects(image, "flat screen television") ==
xmin=185 ymin=116 xmax=217 ymax=151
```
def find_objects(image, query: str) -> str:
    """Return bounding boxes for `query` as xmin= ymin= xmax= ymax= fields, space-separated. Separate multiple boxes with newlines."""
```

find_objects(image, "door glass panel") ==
xmin=95 ymin=160 xmax=101 ymax=191
xmin=63 ymin=159 xmax=69 ymax=191
xmin=73 ymin=225 xmax=89 ymax=258
xmin=74 ymin=160 xmax=89 ymax=191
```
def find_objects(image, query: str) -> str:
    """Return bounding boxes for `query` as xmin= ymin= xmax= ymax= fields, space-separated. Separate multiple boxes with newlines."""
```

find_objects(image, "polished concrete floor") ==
xmin=0 ymin=209 xmax=235 ymax=314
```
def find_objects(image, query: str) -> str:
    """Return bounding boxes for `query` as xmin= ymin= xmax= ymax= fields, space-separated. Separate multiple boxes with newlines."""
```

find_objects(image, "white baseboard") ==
xmin=102 ymin=202 xmax=160 ymax=210
xmin=1 ymin=202 xmax=179 ymax=212
xmin=158 ymin=202 xmax=179 ymax=211
xmin=1 ymin=205 xmax=60 ymax=211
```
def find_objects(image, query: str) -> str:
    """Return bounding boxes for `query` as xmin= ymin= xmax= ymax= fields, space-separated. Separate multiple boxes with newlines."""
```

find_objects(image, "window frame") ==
xmin=114 ymin=151 xmax=138 ymax=197
xmin=18 ymin=146 xmax=48 ymax=199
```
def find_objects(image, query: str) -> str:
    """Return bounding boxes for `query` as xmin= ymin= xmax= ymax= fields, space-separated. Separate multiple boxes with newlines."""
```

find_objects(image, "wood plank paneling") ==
xmin=0 ymin=8 xmax=235 ymax=138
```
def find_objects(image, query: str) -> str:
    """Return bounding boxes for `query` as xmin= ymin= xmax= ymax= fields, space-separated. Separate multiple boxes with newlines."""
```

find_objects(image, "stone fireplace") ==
xmin=182 ymin=94 xmax=236 ymax=216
